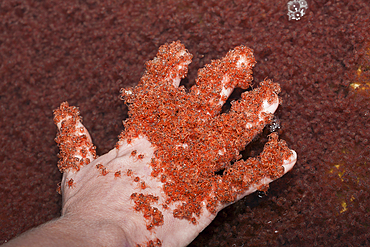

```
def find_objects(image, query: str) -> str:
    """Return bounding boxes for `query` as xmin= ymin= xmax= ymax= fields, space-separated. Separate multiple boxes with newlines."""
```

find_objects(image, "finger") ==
xmin=189 ymin=45 xmax=256 ymax=116
xmin=227 ymin=79 xmax=280 ymax=143
xmin=53 ymin=102 xmax=97 ymax=173
xmin=221 ymin=148 xmax=297 ymax=211
xmin=282 ymin=149 xmax=297 ymax=174
xmin=200 ymin=79 xmax=280 ymax=168
xmin=215 ymin=133 xmax=297 ymax=211
xmin=230 ymin=79 xmax=280 ymax=130
xmin=118 ymin=42 xmax=192 ymax=145
xmin=153 ymin=41 xmax=193 ymax=88
xmin=120 ymin=41 xmax=192 ymax=99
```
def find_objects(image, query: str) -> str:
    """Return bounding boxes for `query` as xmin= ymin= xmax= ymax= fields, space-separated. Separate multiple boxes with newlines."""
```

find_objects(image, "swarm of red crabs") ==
xmin=53 ymin=41 xmax=297 ymax=244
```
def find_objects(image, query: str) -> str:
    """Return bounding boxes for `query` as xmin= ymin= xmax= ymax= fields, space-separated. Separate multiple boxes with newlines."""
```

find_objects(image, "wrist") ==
xmin=4 ymin=214 xmax=129 ymax=247
xmin=57 ymin=214 xmax=130 ymax=247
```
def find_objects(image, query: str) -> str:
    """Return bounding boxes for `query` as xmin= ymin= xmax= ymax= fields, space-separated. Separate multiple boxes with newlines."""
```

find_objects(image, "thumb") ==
xmin=53 ymin=102 xmax=97 ymax=174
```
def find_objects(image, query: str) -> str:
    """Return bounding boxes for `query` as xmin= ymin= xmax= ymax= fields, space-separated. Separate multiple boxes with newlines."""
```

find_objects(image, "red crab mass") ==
xmin=119 ymin=41 xmax=293 ymax=222
xmin=53 ymin=102 xmax=97 ymax=173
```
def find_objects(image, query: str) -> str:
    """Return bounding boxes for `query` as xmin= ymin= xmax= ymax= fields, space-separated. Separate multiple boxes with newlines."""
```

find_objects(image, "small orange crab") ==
xmin=66 ymin=178 xmax=75 ymax=188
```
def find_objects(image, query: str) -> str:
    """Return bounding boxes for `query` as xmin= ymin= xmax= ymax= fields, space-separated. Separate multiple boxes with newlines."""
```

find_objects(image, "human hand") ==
xmin=53 ymin=41 xmax=297 ymax=247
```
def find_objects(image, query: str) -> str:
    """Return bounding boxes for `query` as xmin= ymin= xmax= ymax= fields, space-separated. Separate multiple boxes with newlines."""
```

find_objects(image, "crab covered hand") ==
xmin=53 ymin=41 xmax=297 ymax=247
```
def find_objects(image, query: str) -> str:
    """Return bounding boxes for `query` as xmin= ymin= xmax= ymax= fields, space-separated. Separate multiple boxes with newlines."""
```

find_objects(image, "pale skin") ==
xmin=4 ymin=42 xmax=297 ymax=247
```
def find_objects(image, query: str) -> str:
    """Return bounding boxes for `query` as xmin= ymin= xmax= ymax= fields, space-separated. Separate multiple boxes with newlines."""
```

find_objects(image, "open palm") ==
xmin=54 ymin=41 xmax=297 ymax=246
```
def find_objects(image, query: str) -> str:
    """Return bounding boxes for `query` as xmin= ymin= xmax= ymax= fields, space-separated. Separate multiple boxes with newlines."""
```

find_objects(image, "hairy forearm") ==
xmin=4 ymin=215 xmax=129 ymax=247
